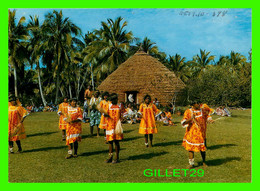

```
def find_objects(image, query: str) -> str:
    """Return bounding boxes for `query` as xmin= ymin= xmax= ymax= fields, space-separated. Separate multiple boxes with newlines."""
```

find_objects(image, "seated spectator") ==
xmin=215 ymin=106 xmax=231 ymax=117
xmin=165 ymin=109 xmax=174 ymax=125
xmin=159 ymin=112 xmax=169 ymax=126
xmin=122 ymin=103 xmax=137 ymax=124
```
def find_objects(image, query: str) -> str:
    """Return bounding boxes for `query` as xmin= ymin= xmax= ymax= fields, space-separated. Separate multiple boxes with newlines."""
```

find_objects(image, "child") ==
xmin=8 ymin=96 xmax=28 ymax=153
xmin=64 ymin=98 xmax=83 ymax=159
xmin=138 ymin=94 xmax=161 ymax=147
xmin=165 ymin=108 xmax=174 ymax=125
xmin=57 ymin=97 xmax=69 ymax=141
xmin=160 ymin=112 xmax=169 ymax=126
xmin=98 ymin=91 xmax=110 ymax=142
xmin=101 ymin=93 xmax=123 ymax=163
xmin=181 ymin=100 xmax=214 ymax=168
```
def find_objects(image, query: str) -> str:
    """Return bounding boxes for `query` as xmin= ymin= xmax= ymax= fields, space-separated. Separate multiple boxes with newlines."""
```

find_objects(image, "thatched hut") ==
xmin=97 ymin=51 xmax=185 ymax=106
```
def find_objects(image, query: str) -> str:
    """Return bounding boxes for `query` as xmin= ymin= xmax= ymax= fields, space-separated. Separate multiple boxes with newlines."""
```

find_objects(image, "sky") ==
xmin=12 ymin=8 xmax=252 ymax=61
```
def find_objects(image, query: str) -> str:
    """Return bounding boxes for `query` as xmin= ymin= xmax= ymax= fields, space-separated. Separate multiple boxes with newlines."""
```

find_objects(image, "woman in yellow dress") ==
xmin=57 ymin=97 xmax=69 ymax=141
xmin=64 ymin=98 xmax=83 ymax=159
xmin=138 ymin=94 xmax=161 ymax=147
xmin=98 ymin=92 xmax=110 ymax=142
xmin=8 ymin=96 xmax=28 ymax=153
xmin=181 ymin=100 xmax=214 ymax=168
xmin=100 ymin=93 xmax=123 ymax=163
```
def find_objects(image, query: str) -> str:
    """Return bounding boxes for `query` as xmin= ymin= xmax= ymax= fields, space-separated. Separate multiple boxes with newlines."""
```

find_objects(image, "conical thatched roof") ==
xmin=97 ymin=51 xmax=185 ymax=105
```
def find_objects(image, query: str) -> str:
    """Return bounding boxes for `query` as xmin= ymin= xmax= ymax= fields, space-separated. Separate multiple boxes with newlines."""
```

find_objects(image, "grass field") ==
xmin=8 ymin=109 xmax=251 ymax=183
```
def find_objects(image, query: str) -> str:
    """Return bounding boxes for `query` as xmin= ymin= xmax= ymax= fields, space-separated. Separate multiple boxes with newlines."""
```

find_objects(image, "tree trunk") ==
xmin=37 ymin=65 xmax=47 ymax=107
xmin=60 ymin=87 xmax=64 ymax=97
xmin=79 ymin=69 xmax=88 ymax=97
xmin=69 ymin=81 xmax=72 ymax=99
xmin=76 ymin=66 xmax=81 ymax=99
xmin=91 ymin=64 xmax=94 ymax=90
xmin=13 ymin=64 xmax=18 ymax=97
xmin=55 ymin=74 xmax=60 ymax=104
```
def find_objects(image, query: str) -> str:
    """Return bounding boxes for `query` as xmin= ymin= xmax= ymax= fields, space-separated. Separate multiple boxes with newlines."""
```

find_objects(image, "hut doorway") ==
xmin=125 ymin=91 xmax=138 ymax=104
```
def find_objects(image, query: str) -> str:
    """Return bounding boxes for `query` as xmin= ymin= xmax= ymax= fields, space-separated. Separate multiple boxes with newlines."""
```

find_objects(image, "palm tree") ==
xmin=215 ymin=55 xmax=230 ymax=66
xmin=8 ymin=9 xmax=29 ymax=97
xmin=79 ymin=31 xmax=100 ymax=90
xmin=27 ymin=15 xmax=47 ymax=106
xmin=42 ymin=10 xmax=81 ymax=104
xmin=166 ymin=54 xmax=190 ymax=83
xmin=129 ymin=37 xmax=167 ymax=63
xmin=229 ymin=51 xmax=247 ymax=67
xmin=191 ymin=49 xmax=215 ymax=76
xmin=86 ymin=16 xmax=134 ymax=81
xmin=137 ymin=37 xmax=159 ymax=54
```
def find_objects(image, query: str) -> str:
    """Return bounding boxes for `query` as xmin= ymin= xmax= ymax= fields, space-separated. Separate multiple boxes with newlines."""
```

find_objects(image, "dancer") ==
xmin=8 ymin=96 xmax=28 ymax=153
xmin=100 ymin=93 xmax=123 ymax=163
xmin=64 ymin=98 xmax=83 ymax=159
xmin=181 ymin=100 xmax=214 ymax=168
xmin=98 ymin=91 xmax=110 ymax=142
xmin=57 ymin=97 xmax=69 ymax=141
xmin=138 ymin=94 xmax=161 ymax=147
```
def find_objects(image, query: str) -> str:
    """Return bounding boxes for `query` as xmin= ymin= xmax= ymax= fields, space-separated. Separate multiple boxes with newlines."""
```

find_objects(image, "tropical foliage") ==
xmin=8 ymin=9 xmax=251 ymax=107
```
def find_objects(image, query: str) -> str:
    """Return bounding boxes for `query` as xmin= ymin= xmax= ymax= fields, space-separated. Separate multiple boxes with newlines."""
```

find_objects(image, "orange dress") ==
xmin=57 ymin=102 xmax=69 ymax=130
xmin=138 ymin=103 xmax=161 ymax=134
xmin=201 ymin=103 xmax=214 ymax=116
xmin=106 ymin=104 xmax=123 ymax=141
xmin=65 ymin=106 xmax=83 ymax=145
xmin=8 ymin=105 xmax=28 ymax=141
xmin=181 ymin=108 xmax=211 ymax=152
xmin=99 ymin=100 xmax=110 ymax=129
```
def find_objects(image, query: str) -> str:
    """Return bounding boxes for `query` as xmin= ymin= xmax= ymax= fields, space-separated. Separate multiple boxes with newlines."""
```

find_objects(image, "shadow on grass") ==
xmin=79 ymin=148 xmax=126 ymax=157
xmin=81 ymin=134 xmax=94 ymax=139
xmin=23 ymin=145 xmax=67 ymax=153
xmin=127 ymin=151 xmax=168 ymax=161
xmin=154 ymin=140 xmax=183 ymax=147
xmin=231 ymin=114 xmax=251 ymax=119
xmin=202 ymin=157 xmax=241 ymax=167
xmin=207 ymin=144 xmax=237 ymax=150
xmin=122 ymin=136 xmax=142 ymax=142
xmin=27 ymin=131 xmax=58 ymax=138
xmin=123 ymin=129 xmax=135 ymax=134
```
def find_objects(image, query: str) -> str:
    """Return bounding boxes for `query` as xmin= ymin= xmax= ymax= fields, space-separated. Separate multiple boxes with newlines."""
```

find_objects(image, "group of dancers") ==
xmin=8 ymin=91 xmax=215 ymax=167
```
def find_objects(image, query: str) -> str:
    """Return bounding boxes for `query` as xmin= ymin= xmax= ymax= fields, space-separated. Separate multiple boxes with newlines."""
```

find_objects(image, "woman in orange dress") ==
xmin=181 ymin=100 xmax=214 ymax=168
xmin=8 ymin=96 xmax=28 ymax=153
xmin=100 ymin=93 xmax=123 ymax=163
xmin=64 ymin=98 xmax=83 ymax=159
xmin=57 ymin=97 xmax=69 ymax=141
xmin=98 ymin=92 xmax=110 ymax=142
xmin=138 ymin=94 xmax=161 ymax=147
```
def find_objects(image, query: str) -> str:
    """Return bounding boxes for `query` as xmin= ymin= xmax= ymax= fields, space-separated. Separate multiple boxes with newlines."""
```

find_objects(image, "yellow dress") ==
xmin=8 ymin=105 xmax=28 ymax=141
xmin=138 ymin=103 xmax=161 ymax=134
xmin=106 ymin=104 xmax=123 ymax=141
xmin=65 ymin=106 xmax=83 ymax=145
xmin=181 ymin=108 xmax=211 ymax=152
xmin=98 ymin=100 xmax=110 ymax=129
xmin=57 ymin=102 xmax=69 ymax=130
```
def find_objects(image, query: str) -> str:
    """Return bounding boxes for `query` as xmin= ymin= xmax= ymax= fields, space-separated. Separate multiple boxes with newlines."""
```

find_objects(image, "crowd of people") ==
xmin=9 ymin=87 xmax=233 ymax=168
xmin=25 ymin=104 xmax=58 ymax=113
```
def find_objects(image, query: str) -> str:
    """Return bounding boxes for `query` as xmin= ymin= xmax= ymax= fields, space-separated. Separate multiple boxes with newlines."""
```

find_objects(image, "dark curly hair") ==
xmin=143 ymin=94 xmax=151 ymax=102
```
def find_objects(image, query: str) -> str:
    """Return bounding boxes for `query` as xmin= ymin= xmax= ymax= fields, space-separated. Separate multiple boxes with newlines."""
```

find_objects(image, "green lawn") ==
xmin=8 ymin=109 xmax=251 ymax=183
